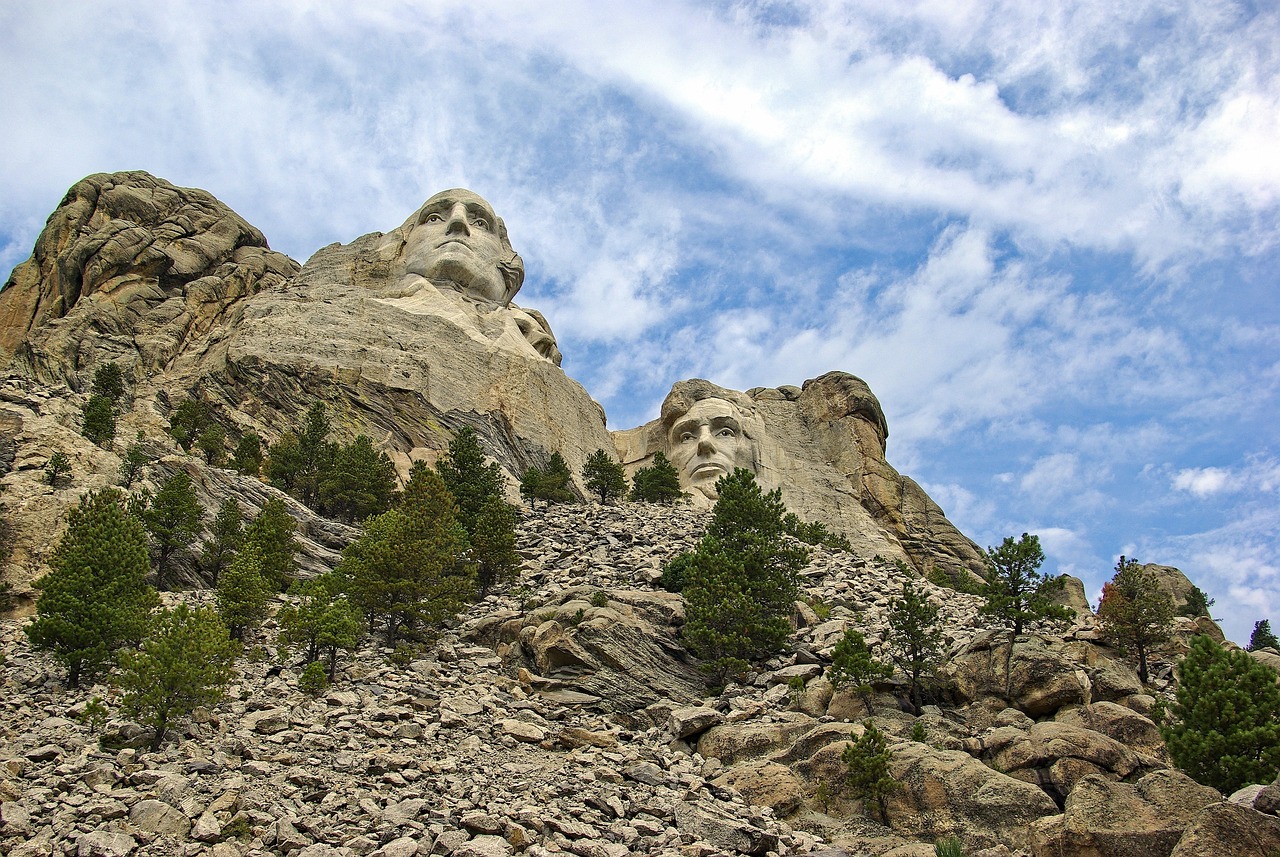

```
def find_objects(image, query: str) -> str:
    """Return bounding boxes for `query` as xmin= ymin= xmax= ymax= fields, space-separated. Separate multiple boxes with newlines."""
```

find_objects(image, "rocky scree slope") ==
xmin=4 ymin=503 xmax=1280 ymax=857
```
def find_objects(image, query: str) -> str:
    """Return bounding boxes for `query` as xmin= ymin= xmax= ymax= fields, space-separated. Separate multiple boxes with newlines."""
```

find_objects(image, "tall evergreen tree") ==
xmin=295 ymin=402 xmax=335 ymax=508
xmin=629 ymin=451 xmax=684 ymax=503
xmin=319 ymin=435 xmax=397 ymax=522
xmin=1249 ymin=620 xmax=1280 ymax=652
xmin=242 ymin=498 xmax=298 ymax=591
xmin=118 ymin=433 xmax=149 ymax=487
xmin=199 ymin=498 xmax=244 ymax=585
xmin=437 ymin=427 xmax=506 ymax=525
xmin=886 ymin=578 xmax=945 ymax=715
xmin=25 ymin=489 xmax=159 ymax=686
xmin=91 ymin=363 xmax=126 ymax=404
xmin=343 ymin=469 xmax=475 ymax=645
xmin=828 ymin=628 xmax=893 ymax=712
xmin=117 ymin=604 xmax=237 ymax=751
xmin=842 ymin=721 xmax=899 ymax=824
xmin=231 ymin=433 xmax=265 ymax=476
xmin=168 ymin=399 xmax=212 ymax=452
xmin=215 ymin=542 xmax=273 ymax=640
xmin=1162 ymin=634 xmax=1280 ymax=794
xmin=277 ymin=572 xmax=362 ymax=679
xmin=195 ymin=424 xmax=226 ymax=465
xmin=678 ymin=469 xmax=808 ymax=682
xmin=1180 ymin=585 xmax=1216 ymax=618
xmin=583 ymin=449 xmax=628 ymax=503
xmin=979 ymin=533 xmax=1072 ymax=634
xmin=142 ymin=472 xmax=204 ymax=590
xmin=471 ymin=495 xmax=521 ymax=594
xmin=81 ymin=394 xmax=116 ymax=447
xmin=1097 ymin=556 xmax=1174 ymax=684
xmin=520 ymin=452 xmax=575 ymax=504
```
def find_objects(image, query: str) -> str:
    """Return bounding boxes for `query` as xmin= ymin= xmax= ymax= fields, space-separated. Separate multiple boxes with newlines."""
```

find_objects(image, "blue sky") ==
xmin=2 ymin=1 xmax=1277 ymax=644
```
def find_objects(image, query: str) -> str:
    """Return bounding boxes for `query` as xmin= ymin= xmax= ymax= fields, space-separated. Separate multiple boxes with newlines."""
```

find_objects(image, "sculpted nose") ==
xmin=445 ymin=203 xmax=470 ymax=235
xmin=697 ymin=431 xmax=717 ymax=454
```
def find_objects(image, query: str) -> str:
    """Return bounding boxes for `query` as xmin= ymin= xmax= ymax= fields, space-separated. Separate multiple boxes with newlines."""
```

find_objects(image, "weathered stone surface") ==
xmin=1054 ymin=701 xmax=1168 ymax=760
xmin=668 ymin=706 xmax=724 ymax=740
xmin=1168 ymin=801 xmax=1280 ymax=857
xmin=76 ymin=830 xmax=137 ymax=857
xmin=940 ymin=631 xmax=1141 ymax=716
xmin=1029 ymin=771 xmax=1221 ymax=857
xmin=711 ymin=760 xmax=807 ymax=814
xmin=129 ymin=798 xmax=192 ymax=837
xmin=674 ymin=800 xmax=777 ymax=855
xmin=697 ymin=713 xmax=818 ymax=765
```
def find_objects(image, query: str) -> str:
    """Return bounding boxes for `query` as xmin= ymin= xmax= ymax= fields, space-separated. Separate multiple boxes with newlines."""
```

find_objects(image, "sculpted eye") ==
xmin=681 ymin=432 xmax=696 ymax=442
xmin=424 ymin=213 xmax=444 ymax=223
xmin=471 ymin=217 xmax=489 ymax=229
xmin=716 ymin=427 xmax=736 ymax=438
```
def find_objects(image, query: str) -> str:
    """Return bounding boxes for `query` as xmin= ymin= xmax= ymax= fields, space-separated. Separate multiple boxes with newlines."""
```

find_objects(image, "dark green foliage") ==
xmin=91 ymin=363 xmax=126 ymax=403
xmin=926 ymin=565 xmax=985 ymax=595
xmin=319 ymin=435 xmax=397 ymax=522
xmin=629 ymin=451 xmax=684 ymax=503
xmin=199 ymin=499 xmax=243 ymax=585
xmin=266 ymin=432 xmax=304 ymax=492
xmin=1097 ymin=556 xmax=1174 ymax=684
xmin=118 ymin=434 xmax=149 ymax=487
xmin=436 ymin=426 xmax=505 ymax=525
xmin=658 ymin=551 xmax=697 ymax=593
xmin=82 ymin=394 xmax=116 ymax=447
xmin=266 ymin=403 xmax=334 ymax=508
xmin=142 ymin=472 xmax=204 ymax=591
xmin=828 ymin=628 xmax=892 ymax=711
xmin=231 ymin=433 xmax=265 ymax=476
xmin=678 ymin=469 xmax=808 ymax=681
xmin=195 ymin=424 xmax=225 ymax=465
xmin=215 ymin=543 xmax=273 ymax=640
xmin=1249 ymin=620 xmax=1280 ymax=652
xmin=886 ymin=578 xmax=945 ymax=715
xmin=45 ymin=451 xmax=71 ymax=486
xmin=168 ymin=399 xmax=212 ymax=452
xmin=934 ymin=837 xmax=965 ymax=857
xmin=910 ymin=720 xmax=927 ymax=743
xmin=783 ymin=513 xmax=854 ymax=551
xmin=472 ymin=495 xmax=521 ymax=594
xmin=242 ymin=499 xmax=298 ymax=591
xmin=343 ymin=469 xmax=475 ymax=645
xmin=25 ymin=489 xmax=159 ymax=686
xmin=842 ymin=721 xmax=898 ymax=823
xmin=117 ymin=604 xmax=237 ymax=751
xmin=583 ymin=449 xmax=628 ymax=503
xmin=277 ymin=572 xmax=362 ymax=679
xmin=1162 ymin=635 xmax=1280 ymax=794
xmin=298 ymin=661 xmax=329 ymax=695
xmin=979 ymin=533 xmax=1072 ymax=635
xmin=520 ymin=452 xmax=576 ymax=504
xmin=1180 ymin=585 xmax=1215 ymax=618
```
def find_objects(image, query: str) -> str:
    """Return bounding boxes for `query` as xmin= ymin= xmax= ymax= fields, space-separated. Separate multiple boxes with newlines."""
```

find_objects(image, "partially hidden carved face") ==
xmin=667 ymin=397 xmax=755 ymax=500
xmin=401 ymin=189 xmax=521 ymax=304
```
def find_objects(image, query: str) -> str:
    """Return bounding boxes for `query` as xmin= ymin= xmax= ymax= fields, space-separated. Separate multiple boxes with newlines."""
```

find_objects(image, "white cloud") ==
xmin=1172 ymin=466 xmax=1236 ymax=497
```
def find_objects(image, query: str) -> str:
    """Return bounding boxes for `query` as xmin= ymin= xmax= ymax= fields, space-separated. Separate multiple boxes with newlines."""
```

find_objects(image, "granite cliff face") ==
xmin=1 ymin=171 xmax=980 ymax=596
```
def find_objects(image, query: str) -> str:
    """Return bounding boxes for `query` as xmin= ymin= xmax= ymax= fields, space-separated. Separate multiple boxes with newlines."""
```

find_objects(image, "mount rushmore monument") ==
xmin=0 ymin=170 xmax=982 ymax=585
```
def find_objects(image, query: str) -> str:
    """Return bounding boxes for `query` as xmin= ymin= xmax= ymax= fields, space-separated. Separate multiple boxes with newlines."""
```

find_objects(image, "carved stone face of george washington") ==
xmin=400 ymin=189 xmax=523 ymax=305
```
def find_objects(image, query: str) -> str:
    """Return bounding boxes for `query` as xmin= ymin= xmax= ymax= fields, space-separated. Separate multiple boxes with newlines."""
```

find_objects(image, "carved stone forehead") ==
xmin=416 ymin=188 xmax=498 ymax=224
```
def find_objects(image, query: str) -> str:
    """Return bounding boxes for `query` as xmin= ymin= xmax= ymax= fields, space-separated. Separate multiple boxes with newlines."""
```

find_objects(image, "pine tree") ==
xmin=437 ymin=427 xmax=506 ymax=524
xmin=117 ymin=604 xmax=237 ymax=751
xmin=343 ymin=469 xmax=475 ymax=645
xmin=199 ymin=498 xmax=243 ymax=585
xmin=168 ymin=399 xmax=212 ymax=452
xmin=25 ymin=489 xmax=159 ymax=686
xmin=45 ymin=451 xmax=71 ymax=486
xmin=82 ymin=394 xmax=116 ymax=447
xmin=215 ymin=543 xmax=273 ymax=640
xmin=319 ymin=435 xmax=397 ymax=522
xmin=266 ymin=431 xmax=304 ymax=493
xmin=842 ymin=721 xmax=899 ymax=824
xmin=195 ymin=424 xmax=226 ymax=465
xmin=519 ymin=452 xmax=576 ymax=504
xmin=1180 ymin=585 xmax=1216 ymax=618
xmin=142 ymin=472 xmax=204 ymax=590
xmin=118 ymin=433 xmax=149 ymax=487
xmin=91 ymin=363 xmax=126 ymax=404
xmin=1097 ymin=556 xmax=1174 ymax=684
xmin=472 ymin=495 xmax=521 ymax=594
xmin=242 ymin=498 xmax=298 ymax=591
xmin=679 ymin=469 xmax=807 ymax=682
xmin=583 ymin=449 xmax=628 ymax=503
xmin=629 ymin=452 xmax=684 ymax=503
xmin=828 ymin=628 xmax=893 ymax=712
xmin=277 ymin=572 xmax=362 ymax=679
xmin=1162 ymin=634 xmax=1280 ymax=794
xmin=1249 ymin=620 xmax=1280 ymax=652
xmin=979 ymin=533 xmax=1072 ymax=634
xmin=886 ymin=578 xmax=945 ymax=715
xmin=231 ymin=433 xmax=265 ymax=476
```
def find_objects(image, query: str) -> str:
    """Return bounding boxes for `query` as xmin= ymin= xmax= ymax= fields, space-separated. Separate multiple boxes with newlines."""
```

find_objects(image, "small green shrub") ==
xmin=910 ymin=720 xmax=927 ymax=743
xmin=589 ymin=590 xmax=609 ymax=608
xmin=76 ymin=697 xmax=110 ymax=734
xmin=298 ymin=661 xmax=329 ymax=695
xmin=934 ymin=837 xmax=965 ymax=857
xmin=389 ymin=643 xmax=418 ymax=667
xmin=45 ymin=451 xmax=71 ymax=486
